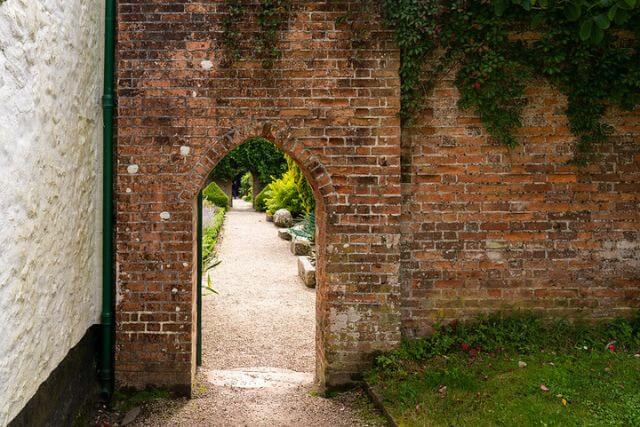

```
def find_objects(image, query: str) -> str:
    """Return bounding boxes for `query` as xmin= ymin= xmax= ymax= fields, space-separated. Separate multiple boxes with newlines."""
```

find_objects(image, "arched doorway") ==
xmin=114 ymin=120 xmax=402 ymax=395
xmin=188 ymin=124 xmax=335 ymax=390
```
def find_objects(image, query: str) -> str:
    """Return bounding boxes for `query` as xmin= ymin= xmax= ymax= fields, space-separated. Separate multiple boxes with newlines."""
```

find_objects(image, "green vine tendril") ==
xmin=256 ymin=0 xmax=291 ymax=68
xmin=221 ymin=0 xmax=244 ymax=65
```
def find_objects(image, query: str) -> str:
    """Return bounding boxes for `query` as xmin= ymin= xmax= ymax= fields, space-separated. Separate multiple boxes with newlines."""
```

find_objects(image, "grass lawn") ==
xmin=366 ymin=314 xmax=640 ymax=426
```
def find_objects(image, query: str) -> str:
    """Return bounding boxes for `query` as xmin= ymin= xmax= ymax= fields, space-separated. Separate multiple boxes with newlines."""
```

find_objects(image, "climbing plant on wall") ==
xmin=256 ymin=0 xmax=291 ymax=68
xmin=220 ymin=1 xmax=639 ymax=161
xmin=221 ymin=0 xmax=244 ymax=65
xmin=383 ymin=0 xmax=640 ymax=161
xmin=221 ymin=0 xmax=291 ymax=68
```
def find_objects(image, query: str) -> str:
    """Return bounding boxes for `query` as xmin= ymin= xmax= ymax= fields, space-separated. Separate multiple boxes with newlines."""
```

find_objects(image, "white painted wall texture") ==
xmin=0 ymin=0 xmax=104 ymax=424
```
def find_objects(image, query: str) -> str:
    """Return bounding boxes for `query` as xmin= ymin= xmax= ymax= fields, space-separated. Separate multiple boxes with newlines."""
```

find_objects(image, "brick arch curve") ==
xmin=181 ymin=120 xmax=338 ymax=212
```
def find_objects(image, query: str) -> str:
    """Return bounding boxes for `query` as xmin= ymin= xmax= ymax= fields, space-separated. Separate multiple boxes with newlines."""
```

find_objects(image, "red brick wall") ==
xmin=400 ymin=75 xmax=640 ymax=337
xmin=115 ymin=0 xmax=639 ymax=393
xmin=115 ymin=0 xmax=401 ymax=392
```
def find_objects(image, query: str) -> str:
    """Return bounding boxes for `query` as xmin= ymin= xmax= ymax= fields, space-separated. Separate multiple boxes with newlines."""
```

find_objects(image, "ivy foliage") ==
xmin=212 ymin=137 xmax=288 ymax=185
xmin=383 ymin=0 xmax=640 ymax=160
xmin=220 ymin=0 xmax=244 ymax=65
xmin=221 ymin=0 xmax=291 ymax=68
xmin=256 ymin=0 xmax=291 ymax=68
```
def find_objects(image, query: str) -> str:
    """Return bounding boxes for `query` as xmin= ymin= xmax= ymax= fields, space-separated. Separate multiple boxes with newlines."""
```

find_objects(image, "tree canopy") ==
xmin=212 ymin=137 xmax=287 ymax=184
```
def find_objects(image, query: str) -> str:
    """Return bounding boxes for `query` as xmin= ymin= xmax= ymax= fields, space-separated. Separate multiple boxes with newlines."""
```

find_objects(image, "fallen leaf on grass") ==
xmin=438 ymin=385 xmax=447 ymax=396
xmin=562 ymin=398 xmax=568 ymax=407
xmin=540 ymin=384 xmax=549 ymax=392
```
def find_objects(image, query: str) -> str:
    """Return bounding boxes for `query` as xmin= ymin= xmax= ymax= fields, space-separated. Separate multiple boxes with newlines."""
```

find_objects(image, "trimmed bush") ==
xmin=254 ymin=186 xmax=269 ymax=212
xmin=202 ymin=182 xmax=229 ymax=208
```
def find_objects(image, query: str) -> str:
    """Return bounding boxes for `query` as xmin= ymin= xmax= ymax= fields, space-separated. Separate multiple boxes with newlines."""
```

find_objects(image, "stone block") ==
xmin=297 ymin=256 xmax=316 ymax=288
xmin=278 ymin=229 xmax=292 ymax=241
xmin=290 ymin=236 xmax=311 ymax=256
xmin=273 ymin=209 xmax=293 ymax=228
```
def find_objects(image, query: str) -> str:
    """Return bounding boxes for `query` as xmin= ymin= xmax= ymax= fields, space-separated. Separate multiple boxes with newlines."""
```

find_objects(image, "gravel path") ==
xmin=134 ymin=199 xmax=381 ymax=427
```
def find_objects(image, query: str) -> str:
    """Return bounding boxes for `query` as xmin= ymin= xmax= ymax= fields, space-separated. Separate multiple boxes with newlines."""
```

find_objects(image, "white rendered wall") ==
xmin=0 ymin=0 xmax=104 ymax=424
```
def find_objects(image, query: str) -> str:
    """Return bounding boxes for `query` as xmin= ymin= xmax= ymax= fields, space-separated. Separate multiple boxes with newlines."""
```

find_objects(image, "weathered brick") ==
xmin=115 ymin=0 xmax=639 ymax=394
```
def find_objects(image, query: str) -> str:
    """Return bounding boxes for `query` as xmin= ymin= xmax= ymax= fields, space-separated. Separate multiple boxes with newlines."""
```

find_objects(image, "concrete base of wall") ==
xmin=9 ymin=325 xmax=100 ymax=427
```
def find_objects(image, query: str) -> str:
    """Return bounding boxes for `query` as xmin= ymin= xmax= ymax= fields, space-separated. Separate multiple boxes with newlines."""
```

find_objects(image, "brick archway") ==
xmin=115 ymin=0 xmax=403 ymax=395
xmin=188 ymin=120 xmax=339 ymax=387
xmin=182 ymin=121 xmax=338 ymax=206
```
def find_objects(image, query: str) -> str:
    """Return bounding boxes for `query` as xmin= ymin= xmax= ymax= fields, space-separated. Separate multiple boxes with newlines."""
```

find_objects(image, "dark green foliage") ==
xmin=382 ymin=0 xmax=640 ymax=160
xmin=256 ymin=0 xmax=291 ymax=68
xmin=202 ymin=182 xmax=229 ymax=208
xmin=220 ymin=0 xmax=291 ymax=68
xmin=371 ymin=312 xmax=640 ymax=375
xmin=367 ymin=311 xmax=640 ymax=425
xmin=221 ymin=0 xmax=243 ymax=65
xmin=212 ymin=137 xmax=287 ymax=186
xmin=254 ymin=186 xmax=270 ymax=212
xmin=239 ymin=172 xmax=253 ymax=199
xmin=202 ymin=207 xmax=226 ymax=264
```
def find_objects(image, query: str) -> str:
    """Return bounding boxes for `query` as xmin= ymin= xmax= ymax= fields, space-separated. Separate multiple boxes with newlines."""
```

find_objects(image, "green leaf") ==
xmin=493 ymin=0 xmax=509 ymax=16
xmin=531 ymin=13 xmax=545 ymax=27
xmin=579 ymin=19 xmax=593 ymax=41
xmin=623 ymin=0 xmax=637 ymax=8
xmin=614 ymin=8 xmax=630 ymax=23
xmin=594 ymin=14 xmax=611 ymax=29
xmin=591 ymin=26 xmax=605 ymax=44
xmin=564 ymin=3 xmax=582 ymax=21
xmin=608 ymin=5 xmax=618 ymax=20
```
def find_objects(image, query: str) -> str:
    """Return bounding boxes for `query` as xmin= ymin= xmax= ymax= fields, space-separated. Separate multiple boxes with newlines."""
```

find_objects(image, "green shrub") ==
xmin=263 ymin=156 xmax=315 ymax=216
xmin=289 ymin=158 xmax=314 ymax=214
xmin=254 ymin=186 xmax=269 ymax=212
xmin=264 ymin=169 xmax=306 ymax=216
xmin=202 ymin=182 xmax=229 ymax=208
xmin=202 ymin=207 xmax=226 ymax=264
xmin=240 ymin=172 xmax=253 ymax=199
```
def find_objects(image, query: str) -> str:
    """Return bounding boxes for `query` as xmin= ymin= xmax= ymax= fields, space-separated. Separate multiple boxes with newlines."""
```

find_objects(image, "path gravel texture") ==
xmin=134 ymin=200 xmax=381 ymax=427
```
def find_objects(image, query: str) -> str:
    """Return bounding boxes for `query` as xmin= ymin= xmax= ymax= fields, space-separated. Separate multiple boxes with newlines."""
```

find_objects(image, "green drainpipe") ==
xmin=100 ymin=0 xmax=116 ymax=399
xmin=197 ymin=192 xmax=203 ymax=366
